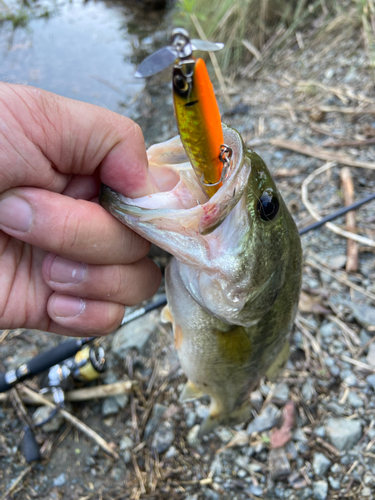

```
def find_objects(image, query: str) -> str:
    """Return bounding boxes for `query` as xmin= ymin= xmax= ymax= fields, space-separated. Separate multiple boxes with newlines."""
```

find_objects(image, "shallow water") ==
xmin=0 ymin=0 xmax=172 ymax=117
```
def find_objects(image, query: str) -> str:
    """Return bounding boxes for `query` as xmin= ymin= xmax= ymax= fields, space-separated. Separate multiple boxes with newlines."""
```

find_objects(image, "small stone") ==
xmin=152 ymin=420 xmax=175 ymax=454
xmin=293 ymin=428 xmax=307 ymax=442
xmin=53 ymin=473 xmax=66 ymax=487
xmin=325 ymin=417 xmax=362 ymax=451
xmin=326 ymin=402 xmax=346 ymax=416
xmin=313 ymin=480 xmax=328 ymax=500
xmin=320 ymin=322 xmax=337 ymax=338
xmin=119 ymin=436 xmax=133 ymax=452
xmin=328 ymin=254 xmax=346 ymax=269
xmin=302 ymin=378 xmax=314 ymax=401
xmin=110 ymin=467 xmax=122 ymax=482
xmin=250 ymin=390 xmax=263 ymax=410
xmin=331 ymin=463 xmax=341 ymax=473
xmin=32 ymin=405 xmax=64 ymax=432
xmin=165 ymin=445 xmax=178 ymax=458
xmin=248 ymin=484 xmax=263 ymax=496
xmin=115 ymin=394 xmax=129 ymax=409
xmin=313 ymin=452 xmax=332 ymax=476
xmin=202 ymin=488 xmax=220 ymax=500
xmin=328 ymin=476 xmax=340 ymax=489
xmin=185 ymin=410 xmax=196 ymax=428
xmin=362 ymin=487 xmax=372 ymax=497
xmin=210 ymin=455 xmax=222 ymax=476
xmin=187 ymin=425 xmax=200 ymax=448
xmin=102 ymin=397 xmax=120 ymax=416
xmin=111 ymin=310 xmax=159 ymax=356
xmin=122 ymin=450 xmax=131 ymax=464
xmin=215 ymin=427 xmax=234 ymax=443
xmin=315 ymin=426 xmax=325 ymax=438
xmin=367 ymin=344 xmax=375 ymax=367
xmin=347 ymin=391 xmax=364 ymax=408
xmin=342 ymin=372 xmax=357 ymax=387
xmin=366 ymin=374 xmax=375 ymax=390
xmin=247 ymin=404 xmax=279 ymax=435
xmin=144 ymin=404 xmax=167 ymax=439
xmin=235 ymin=455 xmax=249 ymax=469
xmin=274 ymin=383 xmax=289 ymax=401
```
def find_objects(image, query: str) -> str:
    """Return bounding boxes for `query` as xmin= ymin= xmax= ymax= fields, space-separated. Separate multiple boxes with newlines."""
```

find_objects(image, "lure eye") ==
xmin=173 ymin=74 xmax=189 ymax=93
xmin=257 ymin=190 xmax=279 ymax=221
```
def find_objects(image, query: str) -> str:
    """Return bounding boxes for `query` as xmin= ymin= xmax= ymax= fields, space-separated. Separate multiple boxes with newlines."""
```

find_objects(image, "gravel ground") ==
xmin=1 ymin=13 xmax=375 ymax=500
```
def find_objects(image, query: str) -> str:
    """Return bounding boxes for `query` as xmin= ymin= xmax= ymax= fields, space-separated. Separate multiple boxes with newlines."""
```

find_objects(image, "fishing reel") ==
xmin=38 ymin=345 xmax=106 ymax=425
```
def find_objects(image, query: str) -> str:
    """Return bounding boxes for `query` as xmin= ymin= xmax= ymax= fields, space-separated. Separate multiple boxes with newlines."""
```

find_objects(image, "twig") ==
xmin=273 ymin=138 xmax=375 ymax=171
xmin=0 ymin=464 xmax=34 ymax=500
xmin=0 ymin=329 xmax=10 ymax=344
xmin=341 ymin=167 xmax=359 ymax=272
xmin=20 ymin=386 xmax=119 ymax=459
xmin=64 ymin=381 xmax=133 ymax=402
xmin=354 ymin=335 xmax=375 ymax=359
xmin=295 ymin=315 xmax=325 ymax=366
xmin=271 ymin=104 xmax=375 ymax=115
xmin=306 ymin=253 xmax=375 ymax=302
xmin=301 ymin=162 xmax=375 ymax=248
xmin=341 ymin=355 xmax=375 ymax=374
xmin=323 ymin=137 xmax=375 ymax=148
xmin=327 ymin=314 xmax=361 ymax=347
xmin=132 ymin=453 xmax=146 ymax=494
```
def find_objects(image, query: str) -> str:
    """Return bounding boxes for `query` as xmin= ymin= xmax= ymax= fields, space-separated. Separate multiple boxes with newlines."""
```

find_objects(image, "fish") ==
xmin=172 ymin=57 xmax=224 ymax=197
xmin=100 ymin=123 xmax=302 ymax=436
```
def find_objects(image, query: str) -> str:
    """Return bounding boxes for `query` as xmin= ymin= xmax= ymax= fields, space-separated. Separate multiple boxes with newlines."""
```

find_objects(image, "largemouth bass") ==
xmin=100 ymin=124 xmax=302 ymax=436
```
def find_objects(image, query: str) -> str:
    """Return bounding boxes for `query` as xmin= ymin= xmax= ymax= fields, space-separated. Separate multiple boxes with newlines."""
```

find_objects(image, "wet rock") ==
xmin=247 ymin=404 xmax=279 ymax=435
xmin=152 ymin=420 xmax=175 ymax=454
xmin=32 ymin=405 xmax=64 ymax=432
xmin=313 ymin=480 xmax=328 ymax=500
xmin=112 ymin=310 xmax=160 ymax=357
xmin=144 ymin=403 xmax=167 ymax=439
xmin=313 ymin=452 xmax=331 ymax=476
xmin=325 ymin=417 xmax=362 ymax=450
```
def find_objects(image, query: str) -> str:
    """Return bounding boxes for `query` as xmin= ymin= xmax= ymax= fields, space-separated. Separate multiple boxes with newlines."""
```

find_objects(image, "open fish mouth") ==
xmin=100 ymin=124 xmax=250 ymax=239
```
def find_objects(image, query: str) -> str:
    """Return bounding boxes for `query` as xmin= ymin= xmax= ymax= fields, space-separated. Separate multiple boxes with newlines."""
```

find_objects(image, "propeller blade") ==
xmin=190 ymin=40 xmax=224 ymax=52
xmin=135 ymin=46 xmax=177 ymax=78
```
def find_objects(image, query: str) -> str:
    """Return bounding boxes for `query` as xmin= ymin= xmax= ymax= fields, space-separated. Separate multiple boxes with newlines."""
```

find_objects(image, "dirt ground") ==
xmin=1 ymin=8 xmax=375 ymax=500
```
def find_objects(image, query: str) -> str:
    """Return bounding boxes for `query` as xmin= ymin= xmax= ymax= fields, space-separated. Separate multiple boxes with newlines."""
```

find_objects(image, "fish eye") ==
xmin=257 ymin=190 xmax=279 ymax=221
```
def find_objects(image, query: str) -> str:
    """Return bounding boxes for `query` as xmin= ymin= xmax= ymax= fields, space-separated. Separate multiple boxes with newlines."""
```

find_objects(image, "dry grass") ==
xmin=174 ymin=0 xmax=375 ymax=75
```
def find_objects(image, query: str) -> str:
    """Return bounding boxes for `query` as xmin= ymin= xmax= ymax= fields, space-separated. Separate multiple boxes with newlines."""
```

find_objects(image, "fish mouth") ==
xmin=100 ymin=124 xmax=250 ymax=238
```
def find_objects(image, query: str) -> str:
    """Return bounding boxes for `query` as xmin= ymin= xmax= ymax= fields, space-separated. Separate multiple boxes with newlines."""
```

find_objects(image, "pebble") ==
xmin=326 ymin=401 xmax=346 ymax=416
xmin=53 ymin=473 xmax=66 ymax=487
xmin=111 ymin=310 xmax=160 ymax=356
xmin=144 ymin=403 xmax=167 ymax=439
xmin=119 ymin=435 xmax=133 ymax=452
xmin=32 ymin=406 xmax=65 ymax=432
xmin=247 ymin=484 xmax=263 ymax=496
xmin=367 ymin=344 xmax=375 ymax=367
xmin=362 ymin=487 xmax=372 ymax=497
xmin=210 ymin=455 xmax=223 ymax=476
xmin=185 ymin=409 xmax=196 ymax=428
xmin=347 ymin=391 xmax=364 ymax=408
xmin=102 ymin=397 xmax=120 ymax=416
xmin=302 ymin=378 xmax=314 ymax=401
xmin=247 ymin=404 xmax=279 ymax=435
xmin=328 ymin=476 xmax=340 ymax=489
xmin=165 ymin=445 xmax=178 ymax=458
xmin=313 ymin=452 xmax=332 ymax=476
xmin=366 ymin=374 xmax=375 ymax=390
xmin=274 ymin=383 xmax=290 ymax=401
xmin=151 ymin=420 xmax=175 ymax=454
xmin=313 ymin=480 xmax=328 ymax=500
xmin=315 ymin=426 xmax=325 ymax=438
xmin=215 ymin=427 xmax=234 ymax=443
xmin=187 ymin=425 xmax=200 ymax=448
xmin=325 ymin=417 xmax=362 ymax=451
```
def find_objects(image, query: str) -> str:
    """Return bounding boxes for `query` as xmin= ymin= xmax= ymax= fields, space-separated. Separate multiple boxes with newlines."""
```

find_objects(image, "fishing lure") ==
xmin=136 ymin=28 xmax=226 ymax=197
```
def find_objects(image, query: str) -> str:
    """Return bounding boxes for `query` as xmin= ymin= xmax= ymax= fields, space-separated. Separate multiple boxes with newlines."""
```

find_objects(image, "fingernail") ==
xmin=52 ymin=295 xmax=85 ymax=317
xmin=0 ymin=195 xmax=33 ymax=232
xmin=50 ymin=256 xmax=86 ymax=284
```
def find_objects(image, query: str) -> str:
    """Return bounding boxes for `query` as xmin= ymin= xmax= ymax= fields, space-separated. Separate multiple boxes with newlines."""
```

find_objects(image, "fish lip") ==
xmin=100 ymin=124 xmax=251 ymax=235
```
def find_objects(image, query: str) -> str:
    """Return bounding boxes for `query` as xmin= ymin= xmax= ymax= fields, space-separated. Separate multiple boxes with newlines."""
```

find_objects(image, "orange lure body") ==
xmin=173 ymin=58 xmax=224 ymax=198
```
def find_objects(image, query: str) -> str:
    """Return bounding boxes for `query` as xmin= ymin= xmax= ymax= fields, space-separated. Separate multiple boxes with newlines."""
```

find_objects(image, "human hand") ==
xmin=0 ymin=83 xmax=161 ymax=336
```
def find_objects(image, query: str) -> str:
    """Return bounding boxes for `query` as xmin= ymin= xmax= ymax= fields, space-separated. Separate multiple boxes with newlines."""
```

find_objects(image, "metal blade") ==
xmin=190 ymin=40 xmax=224 ymax=52
xmin=135 ymin=46 xmax=178 ymax=78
